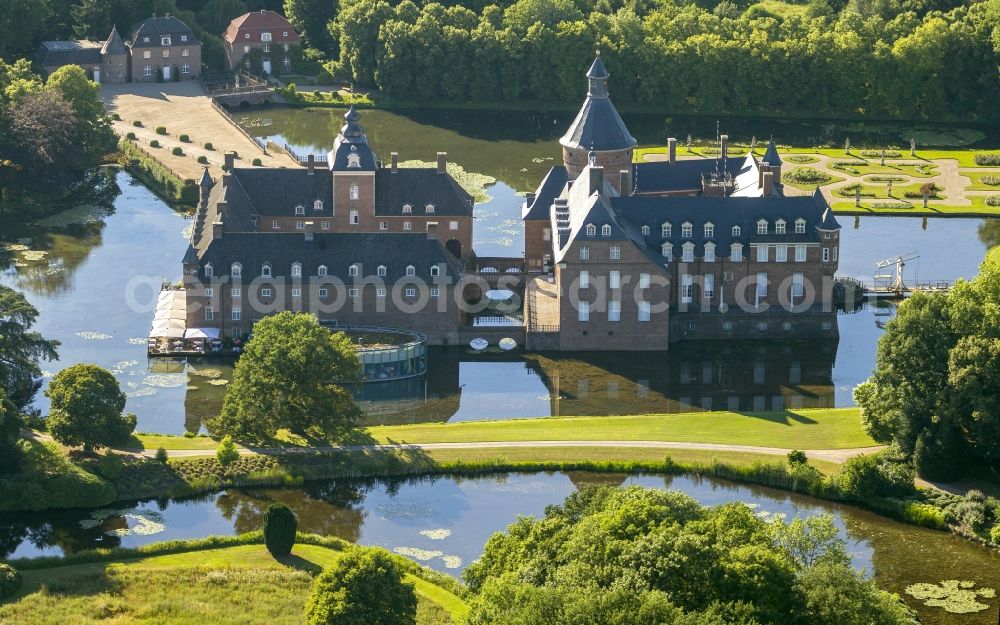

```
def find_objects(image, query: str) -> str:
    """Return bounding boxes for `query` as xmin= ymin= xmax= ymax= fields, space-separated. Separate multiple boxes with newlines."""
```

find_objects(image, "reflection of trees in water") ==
xmin=978 ymin=219 xmax=1000 ymax=251
xmin=566 ymin=472 xmax=628 ymax=490
xmin=214 ymin=485 xmax=368 ymax=544
xmin=0 ymin=511 xmax=123 ymax=559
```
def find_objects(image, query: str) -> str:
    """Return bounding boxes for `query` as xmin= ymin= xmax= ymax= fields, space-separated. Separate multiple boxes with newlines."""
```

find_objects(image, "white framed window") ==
xmin=586 ymin=224 xmax=596 ymax=236
xmin=261 ymin=32 xmax=272 ymax=42
xmin=143 ymin=36 xmax=150 ymax=42
xmin=639 ymin=273 xmax=650 ymax=288
xmin=681 ymin=274 xmax=694 ymax=303
xmin=162 ymin=49 xmax=169 ymax=58
xmin=681 ymin=222 xmax=693 ymax=238
xmin=402 ymin=203 xmax=412 ymax=214
xmin=425 ymin=204 xmax=435 ymax=214
xmin=757 ymin=245 xmax=768 ymax=262
xmin=579 ymin=245 xmax=590 ymax=260
xmin=291 ymin=288 xmax=301 ymax=298
xmin=430 ymin=287 xmax=440 ymax=297
xmin=318 ymin=265 xmax=328 ymax=277
xmin=405 ymin=287 xmax=416 ymax=297
xmin=732 ymin=225 xmax=741 ymax=236
xmin=579 ymin=270 xmax=590 ymax=288
xmin=704 ymin=273 xmax=715 ymax=299
xmin=641 ymin=225 xmax=650 ymax=236
xmin=822 ymin=248 xmax=830 ymax=262
xmin=792 ymin=272 xmax=804 ymax=298
xmin=375 ymin=265 xmax=386 ymax=277
xmin=295 ymin=220 xmax=304 ymax=230
xmin=295 ymin=205 xmax=305 ymax=216
xmin=601 ymin=224 xmax=611 ymax=237
xmin=204 ymin=288 xmax=214 ymax=297
xmin=776 ymin=245 xmax=787 ymax=262
xmin=349 ymin=184 xmax=359 ymax=200
xmin=682 ymin=242 xmax=694 ymax=263
xmin=204 ymin=263 xmax=214 ymax=277
xmin=231 ymin=288 xmax=241 ymax=298
xmin=182 ymin=48 xmax=189 ymax=57
xmin=244 ymin=45 xmax=251 ymax=54
xmin=181 ymin=35 xmax=188 ymax=42
xmin=349 ymin=264 xmax=359 ymax=277
xmin=757 ymin=220 xmax=768 ymax=234
xmin=376 ymin=287 xmax=386 ymax=297
xmin=795 ymin=219 xmax=806 ymax=234
xmin=314 ymin=200 xmax=323 ymax=211
xmin=608 ymin=300 xmax=621 ymax=321
xmin=430 ymin=265 xmax=440 ymax=277
xmin=638 ymin=301 xmax=650 ymax=321
xmin=143 ymin=64 xmax=151 ymax=76
xmin=205 ymin=307 xmax=214 ymax=320
xmin=610 ymin=245 xmax=621 ymax=260
xmin=444 ymin=220 xmax=456 ymax=232
xmin=348 ymin=288 xmax=359 ymax=298
xmin=380 ymin=221 xmax=388 ymax=230
xmin=609 ymin=270 xmax=620 ymax=289
xmin=578 ymin=301 xmax=590 ymax=321
xmin=731 ymin=244 xmax=743 ymax=262
xmin=662 ymin=222 xmax=672 ymax=237
xmin=231 ymin=308 xmax=241 ymax=321
xmin=321 ymin=221 xmax=330 ymax=230
xmin=406 ymin=265 xmax=416 ymax=276
xmin=143 ymin=50 xmax=151 ymax=59
xmin=350 ymin=210 xmax=359 ymax=225
xmin=775 ymin=219 xmax=786 ymax=234
xmin=704 ymin=223 xmax=714 ymax=238
xmin=291 ymin=263 xmax=302 ymax=277
xmin=833 ymin=247 xmax=838 ymax=261
xmin=283 ymin=31 xmax=288 ymax=37
xmin=182 ymin=63 xmax=190 ymax=74
xmin=318 ymin=288 xmax=328 ymax=298
xmin=261 ymin=288 xmax=272 ymax=297
xmin=403 ymin=221 xmax=412 ymax=231
xmin=795 ymin=245 xmax=806 ymax=262
xmin=704 ymin=242 xmax=716 ymax=262
xmin=661 ymin=243 xmax=672 ymax=260
xmin=245 ymin=33 xmax=251 ymax=39
xmin=755 ymin=272 xmax=768 ymax=302
xmin=231 ymin=263 xmax=242 ymax=278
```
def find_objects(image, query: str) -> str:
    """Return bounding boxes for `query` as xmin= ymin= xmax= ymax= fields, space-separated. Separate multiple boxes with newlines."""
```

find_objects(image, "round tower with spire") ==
xmin=559 ymin=54 xmax=637 ymax=192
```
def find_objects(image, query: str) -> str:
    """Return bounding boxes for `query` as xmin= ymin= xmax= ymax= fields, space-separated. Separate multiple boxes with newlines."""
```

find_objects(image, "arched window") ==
xmin=317 ymin=265 xmax=328 ymax=277
xmin=732 ymin=225 xmax=741 ymax=236
xmin=349 ymin=184 xmax=359 ymax=200
xmin=313 ymin=200 xmax=323 ymax=211
xmin=204 ymin=263 xmax=214 ymax=277
xmin=601 ymin=224 xmax=611 ymax=236
xmin=405 ymin=265 xmax=415 ymax=276
xmin=402 ymin=203 xmax=412 ymax=214
xmin=430 ymin=265 xmax=440 ymax=277
xmin=586 ymin=224 xmax=596 ymax=236
xmin=291 ymin=262 xmax=302 ymax=277
xmin=641 ymin=225 xmax=650 ymax=236
xmin=348 ymin=264 xmax=359 ymax=277
xmin=230 ymin=263 xmax=241 ymax=278
xmin=377 ymin=265 xmax=387 ymax=277
xmin=261 ymin=263 xmax=271 ymax=277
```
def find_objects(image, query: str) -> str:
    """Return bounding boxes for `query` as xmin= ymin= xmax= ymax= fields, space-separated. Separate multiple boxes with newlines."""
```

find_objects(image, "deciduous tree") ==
xmin=46 ymin=364 xmax=136 ymax=451
xmin=305 ymin=547 xmax=416 ymax=625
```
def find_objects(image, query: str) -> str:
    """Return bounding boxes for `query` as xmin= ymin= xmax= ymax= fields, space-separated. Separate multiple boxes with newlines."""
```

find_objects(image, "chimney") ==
xmin=306 ymin=154 xmax=315 ymax=174
xmin=720 ymin=134 xmax=728 ymax=159
xmin=436 ymin=152 xmax=447 ymax=174
xmin=304 ymin=221 xmax=314 ymax=241
xmin=224 ymin=152 xmax=235 ymax=172
xmin=589 ymin=166 xmax=604 ymax=195
xmin=390 ymin=152 xmax=398 ymax=172
xmin=667 ymin=138 xmax=677 ymax=164
xmin=426 ymin=222 xmax=438 ymax=240
xmin=762 ymin=171 xmax=775 ymax=196
xmin=212 ymin=221 xmax=223 ymax=239
xmin=619 ymin=169 xmax=632 ymax=197
xmin=217 ymin=200 xmax=228 ymax=219
xmin=759 ymin=162 xmax=770 ymax=188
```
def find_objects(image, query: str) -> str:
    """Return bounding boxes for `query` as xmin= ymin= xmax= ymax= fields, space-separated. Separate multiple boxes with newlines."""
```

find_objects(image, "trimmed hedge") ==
xmin=263 ymin=503 xmax=298 ymax=556
xmin=119 ymin=139 xmax=199 ymax=206
xmin=179 ymin=134 xmax=191 ymax=143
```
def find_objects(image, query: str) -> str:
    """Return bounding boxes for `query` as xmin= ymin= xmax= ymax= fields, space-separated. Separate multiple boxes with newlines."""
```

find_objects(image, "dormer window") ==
xmin=682 ymin=242 xmax=695 ymax=262
xmin=776 ymin=219 xmax=786 ymax=234
xmin=245 ymin=33 xmax=250 ymax=39
xmin=318 ymin=265 xmax=328 ymax=277
xmin=430 ymin=265 xmax=440 ymax=276
xmin=348 ymin=264 xmax=359 ymax=277
xmin=406 ymin=265 xmax=415 ymax=276
xmin=425 ymin=204 xmax=435 ymax=214
xmin=704 ymin=223 xmax=715 ymax=238
xmin=731 ymin=243 xmax=744 ymax=262
xmin=313 ymin=200 xmax=323 ymax=211
xmin=295 ymin=205 xmax=305 ymax=215
xmin=377 ymin=265 xmax=387 ymax=277
xmin=261 ymin=264 xmax=271 ymax=277
xmin=641 ymin=225 xmax=650 ymax=236
xmin=291 ymin=262 xmax=302 ymax=277
xmin=661 ymin=243 xmax=672 ymax=260
xmin=662 ymin=222 xmax=672 ymax=237
xmin=795 ymin=218 xmax=806 ymax=234
xmin=181 ymin=35 xmax=187 ymax=42
xmin=283 ymin=31 xmax=288 ymax=37
xmin=144 ymin=36 xmax=150 ymax=42
xmin=161 ymin=36 xmax=171 ymax=46
xmin=704 ymin=242 xmax=716 ymax=262
xmin=586 ymin=224 xmax=596 ymax=236
xmin=681 ymin=222 xmax=693 ymax=238
xmin=204 ymin=263 xmax=214 ymax=277
xmin=230 ymin=263 xmax=242 ymax=278
xmin=732 ymin=225 xmax=741 ymax=236
xmin=402 ymin=203 xmax=412 ymax=214
xmin=757 ymin=220 xmax=768 ymax=235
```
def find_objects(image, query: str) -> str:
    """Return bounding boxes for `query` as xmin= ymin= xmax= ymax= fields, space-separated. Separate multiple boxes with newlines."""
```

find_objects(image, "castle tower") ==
xmin=559 ymin=55 xmax=637 ymax=193
xmin=100 ymin=26 xmax=128 ymax=83
xmin=328 ymin=106 xmax=377 ymax=231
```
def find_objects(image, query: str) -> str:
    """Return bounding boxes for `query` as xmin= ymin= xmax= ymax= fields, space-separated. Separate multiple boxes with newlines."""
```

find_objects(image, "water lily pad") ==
xmin=905 ymin=580 xmax=996 ymax=614
xmin=76 ymin=331 xmax=113 ymax=340
xmin=397 ymin=159 xmax=495 ymax=204
xmin=441 ymin=555 xmax=463 ymax=569
xmin=419 ymin=528 xmax=452 ymax=540
xmin=207 ymin=379 xmax=229 ymax=386
xmin=128 ymin=337 xmax=149 ymax=345
xmin=143 ymin=373 xmax=187 ymax=388
xmin=393 ymin=547 xmax=443 ymax=561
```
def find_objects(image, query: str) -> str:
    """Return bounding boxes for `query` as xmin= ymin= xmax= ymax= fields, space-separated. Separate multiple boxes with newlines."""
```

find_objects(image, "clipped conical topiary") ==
xmin=263 ymin=503 xmax=297 ymax=557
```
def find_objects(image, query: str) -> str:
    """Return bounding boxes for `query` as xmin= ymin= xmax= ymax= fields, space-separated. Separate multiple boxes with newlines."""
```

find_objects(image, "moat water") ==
xmin=2 ymin=471 xmax=999 ymax=625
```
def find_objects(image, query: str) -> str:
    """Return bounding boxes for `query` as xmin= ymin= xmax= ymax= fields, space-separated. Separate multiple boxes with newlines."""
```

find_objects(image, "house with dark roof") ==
xmin=37 ymin=27 xmax=128 ymax=84
xmin=223 ymin=9 xmax=300 ymax=74
xmin=522 ymin=57 xmax=841 ymax=351
xmin=181 ymin=107 xmax=476 ymax=343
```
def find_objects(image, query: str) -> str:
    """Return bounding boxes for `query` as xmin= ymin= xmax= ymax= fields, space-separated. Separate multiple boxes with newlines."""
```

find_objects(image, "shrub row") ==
xmin=119 ymin=139 xmax=198 ymax=205
xmin=859 ymin=149 xmax=901 ymax=158
xmin=986 ymin=195 xmax=1000 ymax=207
xmin=974 ymin=154 xmax=1000 ymax=166
xmin=783 ymin=167 xmax=831 ymax=184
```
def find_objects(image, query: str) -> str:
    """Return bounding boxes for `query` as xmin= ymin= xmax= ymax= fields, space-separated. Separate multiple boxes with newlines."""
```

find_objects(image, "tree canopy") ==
xmin=0 ymin=286 xmax=59 ymax=411
xmin=464 ymin=485 xmax=918 ymax=625
xmin=45 ymin=364 xmax=136 ymax=451
xmin=856 ymin=260 xmax=1000 ymax=480
xmin=304 ymin=547 xmax=417 ymax=625
xmin=210 ymin=312 xmax=362 ymax=443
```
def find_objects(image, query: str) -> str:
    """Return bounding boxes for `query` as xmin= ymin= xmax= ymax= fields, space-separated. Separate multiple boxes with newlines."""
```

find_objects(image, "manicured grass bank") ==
xmin=1 ymin=533 xmax=466 ymax=625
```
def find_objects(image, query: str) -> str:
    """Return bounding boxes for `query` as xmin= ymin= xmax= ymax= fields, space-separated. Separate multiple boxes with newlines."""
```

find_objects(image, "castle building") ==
xmin=37 ymin=14 xmax=201 ymax=83
xmin=182 ymin=108 xmax=474 ymax=344
xmin=223 ymin=9 xmax=300 ymax=74
xmin=523 ymin=57 xmax=841 ymax=351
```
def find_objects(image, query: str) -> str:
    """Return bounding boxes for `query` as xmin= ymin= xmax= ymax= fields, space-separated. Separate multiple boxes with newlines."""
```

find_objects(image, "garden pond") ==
xmin=1 ymin=471 xmax=999 ymax=624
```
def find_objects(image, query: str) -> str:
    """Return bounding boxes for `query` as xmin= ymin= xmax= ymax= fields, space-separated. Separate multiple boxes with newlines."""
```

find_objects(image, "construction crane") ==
xmin=873 ymin=252 xmax=919 ymax=294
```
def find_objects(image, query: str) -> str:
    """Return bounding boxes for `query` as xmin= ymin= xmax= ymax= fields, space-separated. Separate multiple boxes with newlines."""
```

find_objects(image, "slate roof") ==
xmin=560 ymin=57 xmax=637 ymax=152
xmin=102 ymin=26 xmax=127 ymax=55
xmin=37 ymin=40 xmax=102 ymax=67
xmin=196 ymin=232 xmax=464 ymax=282
xmin=522 ymin=166 xmax=569 ymax=220
xmin=128 ymin=16 xmax=198 ymax=48
xmin=227 ymin=167 xmax=333 ymax=217
xmin=762 ymin=140 xmax=783 ymax=165
xmin=374 ymin=169 xmax=474 ymax=217
xmin=224 ymin=10 xmax=300 ymax=43
xmin=633 ymin=157 xmax=747 ymax=194
xmin=329 ymin=107 xmax=377 ymax=171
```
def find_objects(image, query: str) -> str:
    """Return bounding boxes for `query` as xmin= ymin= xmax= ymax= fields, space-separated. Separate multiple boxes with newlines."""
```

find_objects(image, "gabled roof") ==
xmin=523 ymin=166 xmax=569 ymax=220
xmin=227 ymin=167 xmax=332 ymax=217
xmin=375 ymin=168 xmax=473 ymax=217
xmin=632 ymin=157 xmax=745 ymax=194
xmin=102 ymin=26 xmax=127 ymax=55
xmin=37 ymin=40 xmax=102 ymax=67
xmin=128 ymin=15 xmax=198 ymax=48
xmin=559 ymin=57 xmax=636 ymax=152
xmin=223 ymin=10 xmax=300 ymax=44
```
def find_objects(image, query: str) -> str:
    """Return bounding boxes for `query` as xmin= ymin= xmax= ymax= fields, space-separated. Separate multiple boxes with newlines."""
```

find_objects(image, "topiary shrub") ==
xmin=197 ymin=155 xmax=208 ymax=164
xmin=149 ymin=139 xmax=160 ymax=148
xmin=216 ymin=435 xmax=239 ymax=467
xmin=986 ymin=195 xmax=1000 ymax=207
xmin=133 ymin=120 xmax=143 ymax=127
xmin=252 ymin=158 xmax=263 ymax=166
xmin=974 ymin=154 xmax=1000 ymax=166
xmin=155 ymin=126 xmax=167 ymax=135
xmin=980 ymin=175 xmax=1000 ymax=186
xmin=859 ymin=149 xmax=901 ymax=158
xmin=171 ymin=147 xmax=184 ymax=156
xmin=263 ymin=502 xmax=298 ymax=557
xmin=179 ymin=134 xmax=190 ymax=143
xmin=0 ymin=563 xmax=20 ymax=598
xmin=304 ymin=547 xmax=416 ymax=625
xmin=126 ymin=132 xmax=136 ymax=140
xmin=204 ymin=142 xmax=214 ymax=151
xmin=111 ymin=112 xmax=121 ymax=121
xmin=155 ymin=447 xmax=169 ymax=463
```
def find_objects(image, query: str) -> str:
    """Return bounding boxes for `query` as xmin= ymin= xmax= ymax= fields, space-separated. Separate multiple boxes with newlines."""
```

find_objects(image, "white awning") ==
xmin=184 ymin=327 xmax=221 ymax=339
xmin=149 ymin=325 xmax=185 ymax=338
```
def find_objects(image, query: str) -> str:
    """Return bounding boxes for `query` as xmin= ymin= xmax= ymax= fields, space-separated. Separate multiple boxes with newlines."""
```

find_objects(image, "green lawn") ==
xmin=4 ymin=543 xmax=466 ymax=625
xmin=832 ymin=182 xmax=944 ymax=201
xmin=959 ymin=171 xmax=1000 ymax=191
xmin=782 ymin=168 xmax=846 ymax=191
